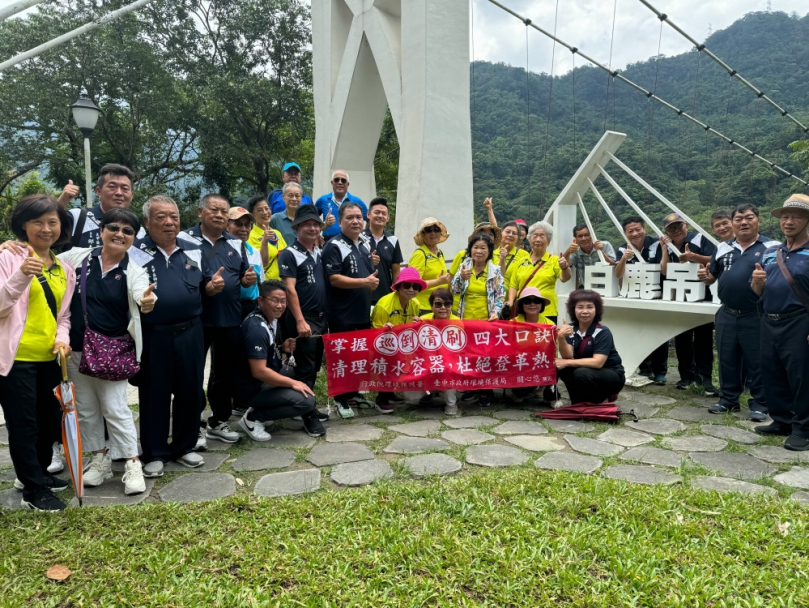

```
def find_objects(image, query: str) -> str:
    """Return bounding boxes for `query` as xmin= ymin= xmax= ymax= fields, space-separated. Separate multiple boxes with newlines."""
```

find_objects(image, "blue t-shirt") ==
xmin=267 ymin=189 xmax=314 ymax=214
xmin=759 ymin=241 xmax=809 ymax=315
xmin=240 ymin=242 xmax=263 ymax=302
xmin=315 ymin=193 xmax=368 ymax=239
xmin=710 ymin=235 xmax=781 ymax=312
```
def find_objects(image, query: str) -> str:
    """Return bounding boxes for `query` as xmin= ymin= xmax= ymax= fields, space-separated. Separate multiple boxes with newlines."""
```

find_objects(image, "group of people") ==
xmin=0 ymin=159 xmax=806 ymax=513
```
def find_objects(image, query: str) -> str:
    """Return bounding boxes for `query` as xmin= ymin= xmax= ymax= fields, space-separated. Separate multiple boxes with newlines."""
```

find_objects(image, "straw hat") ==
xmin=771 ymin=195 xmax=809 ymax=219
xmin=414 ymin=217 xmax=449 ymax=246
xmin=470 ymin=221 xmax=503 ymax=249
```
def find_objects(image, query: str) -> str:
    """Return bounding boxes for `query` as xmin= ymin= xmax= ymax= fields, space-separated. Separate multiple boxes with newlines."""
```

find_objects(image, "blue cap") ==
xmin=282 ymin=162 xmax=302 ymax=173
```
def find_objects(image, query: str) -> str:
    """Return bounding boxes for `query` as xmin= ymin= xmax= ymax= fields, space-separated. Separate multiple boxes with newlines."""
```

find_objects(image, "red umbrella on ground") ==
xmin=537 ymin=402 xmax=638 ymax=423
xmin=53 ymin=347 xmax=83 ymax=506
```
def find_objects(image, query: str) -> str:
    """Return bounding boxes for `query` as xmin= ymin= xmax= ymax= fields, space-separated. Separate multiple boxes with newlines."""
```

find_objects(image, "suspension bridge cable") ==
xmin=525 ymin=23 xmax=532 ymax=207
xmin=604 ymin=0 xmax=618 ymax=133
xmin=539 ymin=0 xmax=560 ymax=214
xmin=682 ymin=49 xmax=702 ymax=205
xmin=636 ymin=0 xmax=809 ymax=134
xmin=484 ymin=0 xmax=808 ymax=186
xmin=646 ymin=20 xmax=664 ymax=179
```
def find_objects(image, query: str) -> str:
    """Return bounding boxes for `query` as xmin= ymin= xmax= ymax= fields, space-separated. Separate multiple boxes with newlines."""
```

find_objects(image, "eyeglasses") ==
xmin=398 ymin=282 xmax=422 ymax=292
xmin=104 ymin=224 xmax=136 ymax=236
xmin=261 ymin=297 xmax=287 ymax=306
xmin=332 ymin=177 xmax=348 ymax=184
xmin=522 ymin=297 xmax=544 ymax=305
xmin=432 ymin=301 xmax=451 ymax=308
xmin=229 ymin=220 xmax=253 ymax=229
xmin=422 ymin=226 xmax=441 ymax=234
xmin=664 ymin=224 xmax=685 ymax=234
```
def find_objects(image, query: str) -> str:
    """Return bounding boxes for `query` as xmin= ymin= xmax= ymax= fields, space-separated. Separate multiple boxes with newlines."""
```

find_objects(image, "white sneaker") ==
xmin=47 ymin=444 xmax=64 ymax=474
xmin=122 ymin=460 xmax=146 ymax=495
xmin=193 ymin=429 xmax=207 ymax=452
xmin=444 ymin=403 xmax=459 ymax=416
xmin=239 ymin=413 xmax=271 ymax=442
xmin=83 ymin=453 xmax=113 ymax=487
xmin=176 ymin=452 xmax=204 ymax=468
xmin=205 ymin=422 xmax=241 ymax=443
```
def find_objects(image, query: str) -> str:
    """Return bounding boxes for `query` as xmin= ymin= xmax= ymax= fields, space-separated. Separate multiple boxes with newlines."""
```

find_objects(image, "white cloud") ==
xmin=472 ymin=0 xmax=808 ymax=75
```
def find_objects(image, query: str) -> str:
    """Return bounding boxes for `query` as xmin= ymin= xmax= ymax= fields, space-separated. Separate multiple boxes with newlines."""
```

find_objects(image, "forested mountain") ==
xmin=466 ymin=10 xmax=809 ymax=243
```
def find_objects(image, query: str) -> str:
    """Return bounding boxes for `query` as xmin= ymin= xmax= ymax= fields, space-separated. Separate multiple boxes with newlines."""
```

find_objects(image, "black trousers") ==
xmin=639 ymin=342 xmax=669 ymax=376
xmin=715 ymin=307 xmax=767 ymax=412
xmin=285 ymin=310 xmax=327 ymax=391
xmin=557 ymin=366 xmax=625 ymax=405
xmin=674 ymin=322 xmax=714 ymax=384
xmin=139 ymin=320 xmax=204 ymax=462
xmin=329 ymin=318 xmax=371 ymax=402
xmin=0 ymin=360 xmax=61 ymax=499
xmin=201 ymin=325 xmax=242 ymax=427
xmin=239 ymin=384 xmax=316 ymax=422
xmin=760 ymin=312 xmax=809 ymax=437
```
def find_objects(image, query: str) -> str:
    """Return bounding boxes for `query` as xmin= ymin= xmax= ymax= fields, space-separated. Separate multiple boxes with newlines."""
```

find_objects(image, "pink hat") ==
xmin=517 ymin=286 xmax=551 ymax=307
xmin=392 ymin=266 xmax=428 ymax=292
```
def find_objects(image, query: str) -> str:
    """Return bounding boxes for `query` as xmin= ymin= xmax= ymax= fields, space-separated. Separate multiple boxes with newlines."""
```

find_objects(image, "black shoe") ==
xmin=302 ymin=412 xmax=326 ymax=437
xmin=45 ymin=474 xmax=69 ymax=492
xmin=708 ymin=403 xmax=740 ymax=414
xmin=748 ymin=411 xmax=768 ymax=423
xmin=784 ymin=435 xmax=809 ymax=451
xmin=21 ymin=487 xmax=66 ymax=512
xmin=316 ymin=410 xmax=330 ymax=422
xmin=754 ymin=422 xmax=791 ymax=436
xmin=702 ymin=384 xmax=719 ymax=397
xmin=675 ymin=380 xmax=692 ymax=391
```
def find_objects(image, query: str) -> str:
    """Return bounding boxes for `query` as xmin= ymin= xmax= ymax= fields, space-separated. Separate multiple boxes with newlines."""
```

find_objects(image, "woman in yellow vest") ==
xmin=408 ymin=217 xmax=450 ymax=314
xmin=418 ymin=287 xmax=460 ymax=415
xmin=246 ymin=195 xmax=286 ymax=280
xmin=510 ymin=287 xmax=553 ymax=404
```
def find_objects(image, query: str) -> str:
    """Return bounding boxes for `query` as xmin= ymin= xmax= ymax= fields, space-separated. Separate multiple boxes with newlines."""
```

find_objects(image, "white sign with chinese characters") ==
xmin=661 ymin=263 xmax=706 ymax=302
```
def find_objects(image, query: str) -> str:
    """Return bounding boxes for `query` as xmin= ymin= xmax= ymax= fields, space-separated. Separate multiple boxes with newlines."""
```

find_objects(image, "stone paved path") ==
xmin=3 ymin=381 xmax=809 ymax=508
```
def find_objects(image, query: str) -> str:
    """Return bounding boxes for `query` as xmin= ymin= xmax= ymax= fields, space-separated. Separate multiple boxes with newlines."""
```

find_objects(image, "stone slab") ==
xmin=597 ymin=428 xmax=654 ymax=447
xmin=733 ymin=410 xmax=772 ymax=423
xmin=689 ymin=452 xmax=775 ymax=480
xmin=773 ymin=467 xmax=809 ymax=490
xmin=621 ymin=392 xmax=676 ymax=406
xmin=492 ymin=421 xmax=547 ymax=436
xmin=666 ymin=405 xmax=717 ymax=423
xmin=0 ymin=488 xmax=24 ymax=510
xmin=388 ymin=420 xmax=442 ymax=437
xmin=619 ymin=447 xmax=684 ymax=468
xmin=691 ymin=476 xmax=777 ymax=496
xmin=465 ymin=445 xmax=528 ymax=467
xmin=0 ymin=447 xmax=11 ymax=468
xmin=748 ymin=445 xmax=809 ymax=464
xmin=163 ymin=453 xmax=231 ymax=474
xmin=505 ymin=436 xmax=565 ymax=452
xmin=616 ymin=402 xmax=659 ymax=419
xmin=231 ymin=448 xmax=295 ymax=472
xmin=204 ymin=436 xmax=243 ymax=451
xmin=664 ymin=436 xmax=727 ymax=452
xmin=564 ymin=435 xmax=624 ymax=457
xmin=0 ymin=426 xmax=8 ymax=445
xmin=0 ymin=469 xmax=16 ymax=483
xmin=440 ymin=429 xmax=494 ymax=445
xmin=443 ymin=416 xmax=498 ymax=429
xmin=603 ymin=465 xmax=681 ymax=486
xmin=325 ymin=424 xmax=383 ymax=443
xmin=356 ymin=415 xmax=405 ymax=424
xmin=791 ymin=491 xmax=809 ymax=506
xmin=401 ymin=453 xmax=463 ymax=477
xmin=255 ymin=469 xmax=321 ymax=497
xmin=159 ymin=473 xmax=236 ymax=503
xmin=408 ymin=409 xmax=448 ymax=420
xmin=306 ymin=443 xmax=375 ymax=466
xmin=263 ymin=433 xmax=317 ymax=450
xmin=542 ymin=419 xmax=595 ymax=433
xmin=69 ymin=477 xmax=156 ymax=507
xmin=493 ymin=409 xmax=532 ymax=421
xmin=331 ymin=460 xmax=393 ymax=486
xmin=534 ymin=452 xmax=602 ymax=473
xmin=736 ymin=419 xmax=774 ymax=431
xmin=383 ymin=436 xmax=450 ymax=454
xmin=700 ymin=425 xmax=761 ymax=445
xmin=625 ymin=419 xmax=686 ymax=436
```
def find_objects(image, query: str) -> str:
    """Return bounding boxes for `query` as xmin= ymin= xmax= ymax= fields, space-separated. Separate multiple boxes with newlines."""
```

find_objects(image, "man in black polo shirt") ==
xmin=235 ymin=280 xmax=326 ymax=441
xmin=322 ymin=202 xmax=379 ymax=418
xmin=362 ymin=197 xmax=403 ymax=305
xmin=134 ymin=195 xmax=210 ymax=477
xmin=656 ymin=213 xmax=718 ymax=396
xmin=614 ymin=216 xmax=668 ymax=384
xmin=183 ymin=193 xmax=256 ymax=447
xmin=699 ymin=204 xmax=778 ymax=421
xmin=279 ymin=206 xmax=330 ymax=409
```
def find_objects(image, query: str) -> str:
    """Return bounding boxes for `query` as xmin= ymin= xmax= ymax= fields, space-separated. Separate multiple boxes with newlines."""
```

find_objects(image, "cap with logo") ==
xmin=228 ymin=207 xmax=254 ymax=222
xmin=663 ymin=213 xmax=687 ymax=229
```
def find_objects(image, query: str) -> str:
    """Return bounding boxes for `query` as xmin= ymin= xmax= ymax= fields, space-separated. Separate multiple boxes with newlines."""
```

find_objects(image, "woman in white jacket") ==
xmin=58 ymin=208 xmax=155 ymax=495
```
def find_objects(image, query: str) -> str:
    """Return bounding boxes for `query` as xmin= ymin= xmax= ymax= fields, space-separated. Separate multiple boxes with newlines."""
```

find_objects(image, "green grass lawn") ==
xmin=2 ymin=468 xmax=807 ymax=607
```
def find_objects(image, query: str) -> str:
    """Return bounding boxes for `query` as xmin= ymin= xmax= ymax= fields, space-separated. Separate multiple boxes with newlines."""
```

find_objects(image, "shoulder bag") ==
xmin=78 ymin=256 xmax=140 ymax=381
xmin=775 ymin=249 xmax=809 ymax=314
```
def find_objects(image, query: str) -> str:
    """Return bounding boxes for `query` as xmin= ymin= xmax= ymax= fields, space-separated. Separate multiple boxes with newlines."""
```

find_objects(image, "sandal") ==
xmin=344 ymin=396 xmax=374 ymax=409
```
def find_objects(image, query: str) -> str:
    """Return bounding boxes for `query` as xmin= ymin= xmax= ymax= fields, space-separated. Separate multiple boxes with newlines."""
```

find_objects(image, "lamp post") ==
xmin=70 ymin=91 xmax=101 ymax=207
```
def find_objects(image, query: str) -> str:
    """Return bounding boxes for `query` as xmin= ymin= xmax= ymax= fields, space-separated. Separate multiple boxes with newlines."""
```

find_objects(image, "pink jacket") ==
xmin=0 ymin=249 xmax=76 ymax=376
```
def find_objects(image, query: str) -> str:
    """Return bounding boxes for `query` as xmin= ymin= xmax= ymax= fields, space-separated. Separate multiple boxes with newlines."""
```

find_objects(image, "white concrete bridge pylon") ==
xmin=312 ymin=0 xmax=473 ymax=257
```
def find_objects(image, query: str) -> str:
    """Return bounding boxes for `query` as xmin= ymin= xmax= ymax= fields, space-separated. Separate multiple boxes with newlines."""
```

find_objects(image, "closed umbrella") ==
xmin=53 ymin=347 xmax=83 ymax=506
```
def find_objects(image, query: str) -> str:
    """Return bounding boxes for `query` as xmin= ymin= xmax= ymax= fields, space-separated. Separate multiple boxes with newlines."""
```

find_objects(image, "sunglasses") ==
xmin=229 ymin=220 xmax=253 ymax=229
xmin=422 ymin=226 xmax=441 ymax=234
xmin=104 ymin=224 xmax=136 ymax=236
xmin=398 ymin=282 xmax=422 ymax=292
xmin=432 ymin=301 xmax=451 ymax=308
xmin=332 ymin=177 xmax=348 ymax=184
xmin=522 ymin=297 xmax=545 ymax=305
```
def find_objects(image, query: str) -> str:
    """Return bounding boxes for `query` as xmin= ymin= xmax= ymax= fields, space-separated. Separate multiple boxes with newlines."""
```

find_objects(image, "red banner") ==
xmin=322 ymin=320 xmax=557 ymax=397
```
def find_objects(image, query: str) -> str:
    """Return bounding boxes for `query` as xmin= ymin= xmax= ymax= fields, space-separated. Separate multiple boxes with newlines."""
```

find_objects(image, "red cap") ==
xmin=514 ymin=218 xmax=527 ymax=225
